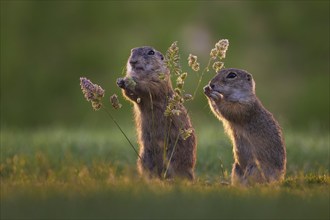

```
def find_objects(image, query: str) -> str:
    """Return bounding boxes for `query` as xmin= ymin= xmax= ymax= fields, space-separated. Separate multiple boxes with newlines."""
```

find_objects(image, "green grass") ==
xmin=1 ymin=127 xmax=329 ymax=219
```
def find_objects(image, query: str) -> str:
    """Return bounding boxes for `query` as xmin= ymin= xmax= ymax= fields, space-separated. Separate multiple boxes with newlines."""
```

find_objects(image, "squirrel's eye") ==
xmin=227 ymin=72 xmax=237 ymax=79
xmin=147 ymin=50 xmax=155 ymax=55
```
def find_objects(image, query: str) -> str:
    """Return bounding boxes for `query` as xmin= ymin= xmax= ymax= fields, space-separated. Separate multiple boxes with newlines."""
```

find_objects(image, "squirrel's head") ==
xmin=204 ymin=68 xmax=256 ymax=103
xmin=127 ymin=46 xmax=168 ymax=78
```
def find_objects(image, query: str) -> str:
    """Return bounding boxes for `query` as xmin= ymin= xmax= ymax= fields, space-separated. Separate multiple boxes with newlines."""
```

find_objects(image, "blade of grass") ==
xmin=163 ymin=126 xmax=181 ymax=179
xmin=192 ymin=58 xmax=212 ymax=99
xmin=103 ymin=106 xmax=141 ymax=160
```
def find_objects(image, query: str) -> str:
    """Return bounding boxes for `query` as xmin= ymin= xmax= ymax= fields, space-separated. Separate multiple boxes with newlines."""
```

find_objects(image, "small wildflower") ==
xmin=210 ymin=48 xmax=218 ymax=60
xmin=164 ymin=108 xmax=171 ymax=117
xmin=80 ymin=76 xmax=141 ymax=160
xmin=219 ymin=51 xmax=225 ymax=59
xmin=165 ymin=41 xmax=181 ymax=76
xmin=80 ymin=77 xmax=105 ymax=110
xmin=180 ymin=72 xmax=188 ymax=80
xmin=183 ymin=94 xmax=193 ymax=101
xmin=174 ymin=88 xmax=182 ymax=95
xmin=215 ymin=39 xmax=229 ymax=59
xmin=212 ymin=61 xmax=224 ymax=72
xmin=169 ymin=41 xmax=179 ymax=53
xmin=188 ymin=54 xmax=197 ymax=66
xmin=188 ymin=54 xmax=200 ymax=72
xmin=215 ymin=39 xmax=229 ymax=51
xmin=92 ymin=103 xmax=102 ymax=110
xmin=171 ymin=109 xmax=181 ymax=116
xmin=164 ymin=93 xmax=183 ymax=117
xmin=164 ymin=42 xmax=192 ymax=119
xmin=192 ymin=63 xmax=200 ymax=72
xmin=174 ymin=93 xmax=182 ymax=102
xmin=137 ymin=97 xmax=141 ymax=103
xmin=110 ymin=94 xmax=122 ymax=109
xmin=164 ymin=101 xmax=175 ymax=116
xmin=176 ymin=76 xmax=184 ymax=89
xmin=180 ymin=128 xmax=193 ymax=140
xmin=193 ymin=38 xmax=230 ymax=98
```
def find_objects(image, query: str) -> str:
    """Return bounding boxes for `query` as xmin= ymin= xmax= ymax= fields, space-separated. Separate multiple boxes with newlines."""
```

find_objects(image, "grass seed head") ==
xmin=210 ymin=48 xmax=218 ymax=60
xmin=80 ymin=77 xmax=105 ymax=110
xmin=174 ymin=88 xmax=182 ymax=95
xmin=169 ymin=41 xmax=179 ymax=53
xmin=180 ymin=128 xmax=193 ymax=140
xmin=171 ymin=109 xmax=181 ymax=116
xmin=165 ymin=41 xmax=181 ymax=76
xmin=183 ymin=94 xmax=193 ymax=101
xmin=110 ymin=94 xmax=122 ymax=109
xmin=212 ymin=61 xmax=224 ymax=72
xmin=180 ymin=72 xmax=188 ymax=80
xmin=176 ymin=77 xmax=184 ymax=89
xmin=188 ymin=54 xmax=200 ymax=72
xmin=192 ymin=63 xmax=200 ymax=72
xmin=215 ymin=39 xmax=229 ymax=59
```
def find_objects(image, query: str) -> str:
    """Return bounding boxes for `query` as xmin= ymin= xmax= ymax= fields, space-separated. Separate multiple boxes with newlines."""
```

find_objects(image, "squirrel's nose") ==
xmin=129 ymin=60 xmax=138 ymax=66
xmin=210 ymin=83 xmax=215 ymax=89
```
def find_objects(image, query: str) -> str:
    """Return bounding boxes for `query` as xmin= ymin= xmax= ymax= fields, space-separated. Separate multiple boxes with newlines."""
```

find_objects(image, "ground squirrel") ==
xmin=117 ymin=46 xmax=196 ymax=180
xmin=204 ymin=68 xmax=286 ymax=185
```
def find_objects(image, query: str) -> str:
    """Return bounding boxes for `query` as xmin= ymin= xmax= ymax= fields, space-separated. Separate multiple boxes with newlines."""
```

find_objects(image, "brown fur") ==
xmin=204 ymin=68 xmax=286 ymax=185
xmin=117 ymin=46 xmax=196 ymax=180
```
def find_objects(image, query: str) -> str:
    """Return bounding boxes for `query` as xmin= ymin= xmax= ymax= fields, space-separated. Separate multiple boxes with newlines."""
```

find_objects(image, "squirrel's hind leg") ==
xmin=231 ymin=162 xmax=245 ymax=186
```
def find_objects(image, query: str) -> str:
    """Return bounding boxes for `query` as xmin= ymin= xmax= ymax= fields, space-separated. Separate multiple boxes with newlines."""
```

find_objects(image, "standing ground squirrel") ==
xmin=117 ymin=46 xmax=197 ymax=180
xmin=204 ymin=68 xmax=286 ymax=185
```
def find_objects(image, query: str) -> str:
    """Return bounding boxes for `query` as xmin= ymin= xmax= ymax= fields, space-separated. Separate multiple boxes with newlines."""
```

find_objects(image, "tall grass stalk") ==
xmin=149 ymin=89 xmax=160 ymax=172
xmin=163 ymin=127 xmax=181 ymax=179
xmin=192 ymin=58 xmax=213 ymax=99
xmin=163 ymin=118 xmax=172 ymax=174
xmin=80 ymin=77 xmax=141 ymax=160
xmin=192 ymin=39 xmax=230 ymax=99
xmin=103 ymin=106 xmax=141 ymax=160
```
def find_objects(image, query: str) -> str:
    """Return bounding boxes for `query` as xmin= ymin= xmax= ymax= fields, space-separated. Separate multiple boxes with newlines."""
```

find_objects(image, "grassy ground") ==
xmin=0 ymin=127 xmax=329 ymax=219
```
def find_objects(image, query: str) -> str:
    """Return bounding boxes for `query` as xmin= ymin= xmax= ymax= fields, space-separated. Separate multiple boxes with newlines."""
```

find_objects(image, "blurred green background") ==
xmin=1 ymin=1 xmax=329 ymax=131
xmin=1 ymin=2 xmax=329 ymax=219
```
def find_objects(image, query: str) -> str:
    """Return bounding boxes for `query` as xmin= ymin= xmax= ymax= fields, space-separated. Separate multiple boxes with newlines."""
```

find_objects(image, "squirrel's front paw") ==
xmin=203 ymin=85 xmax=212 ymax=96
xmin=117 ymin=78 xmax=126 ymax=89
xmin=210 ymin=91 xmax=222 ymax=102
xmin=117 ymin=77 xmax=137 ymax=91
xmin=204 ymin=85 xmax=222 ymax=102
